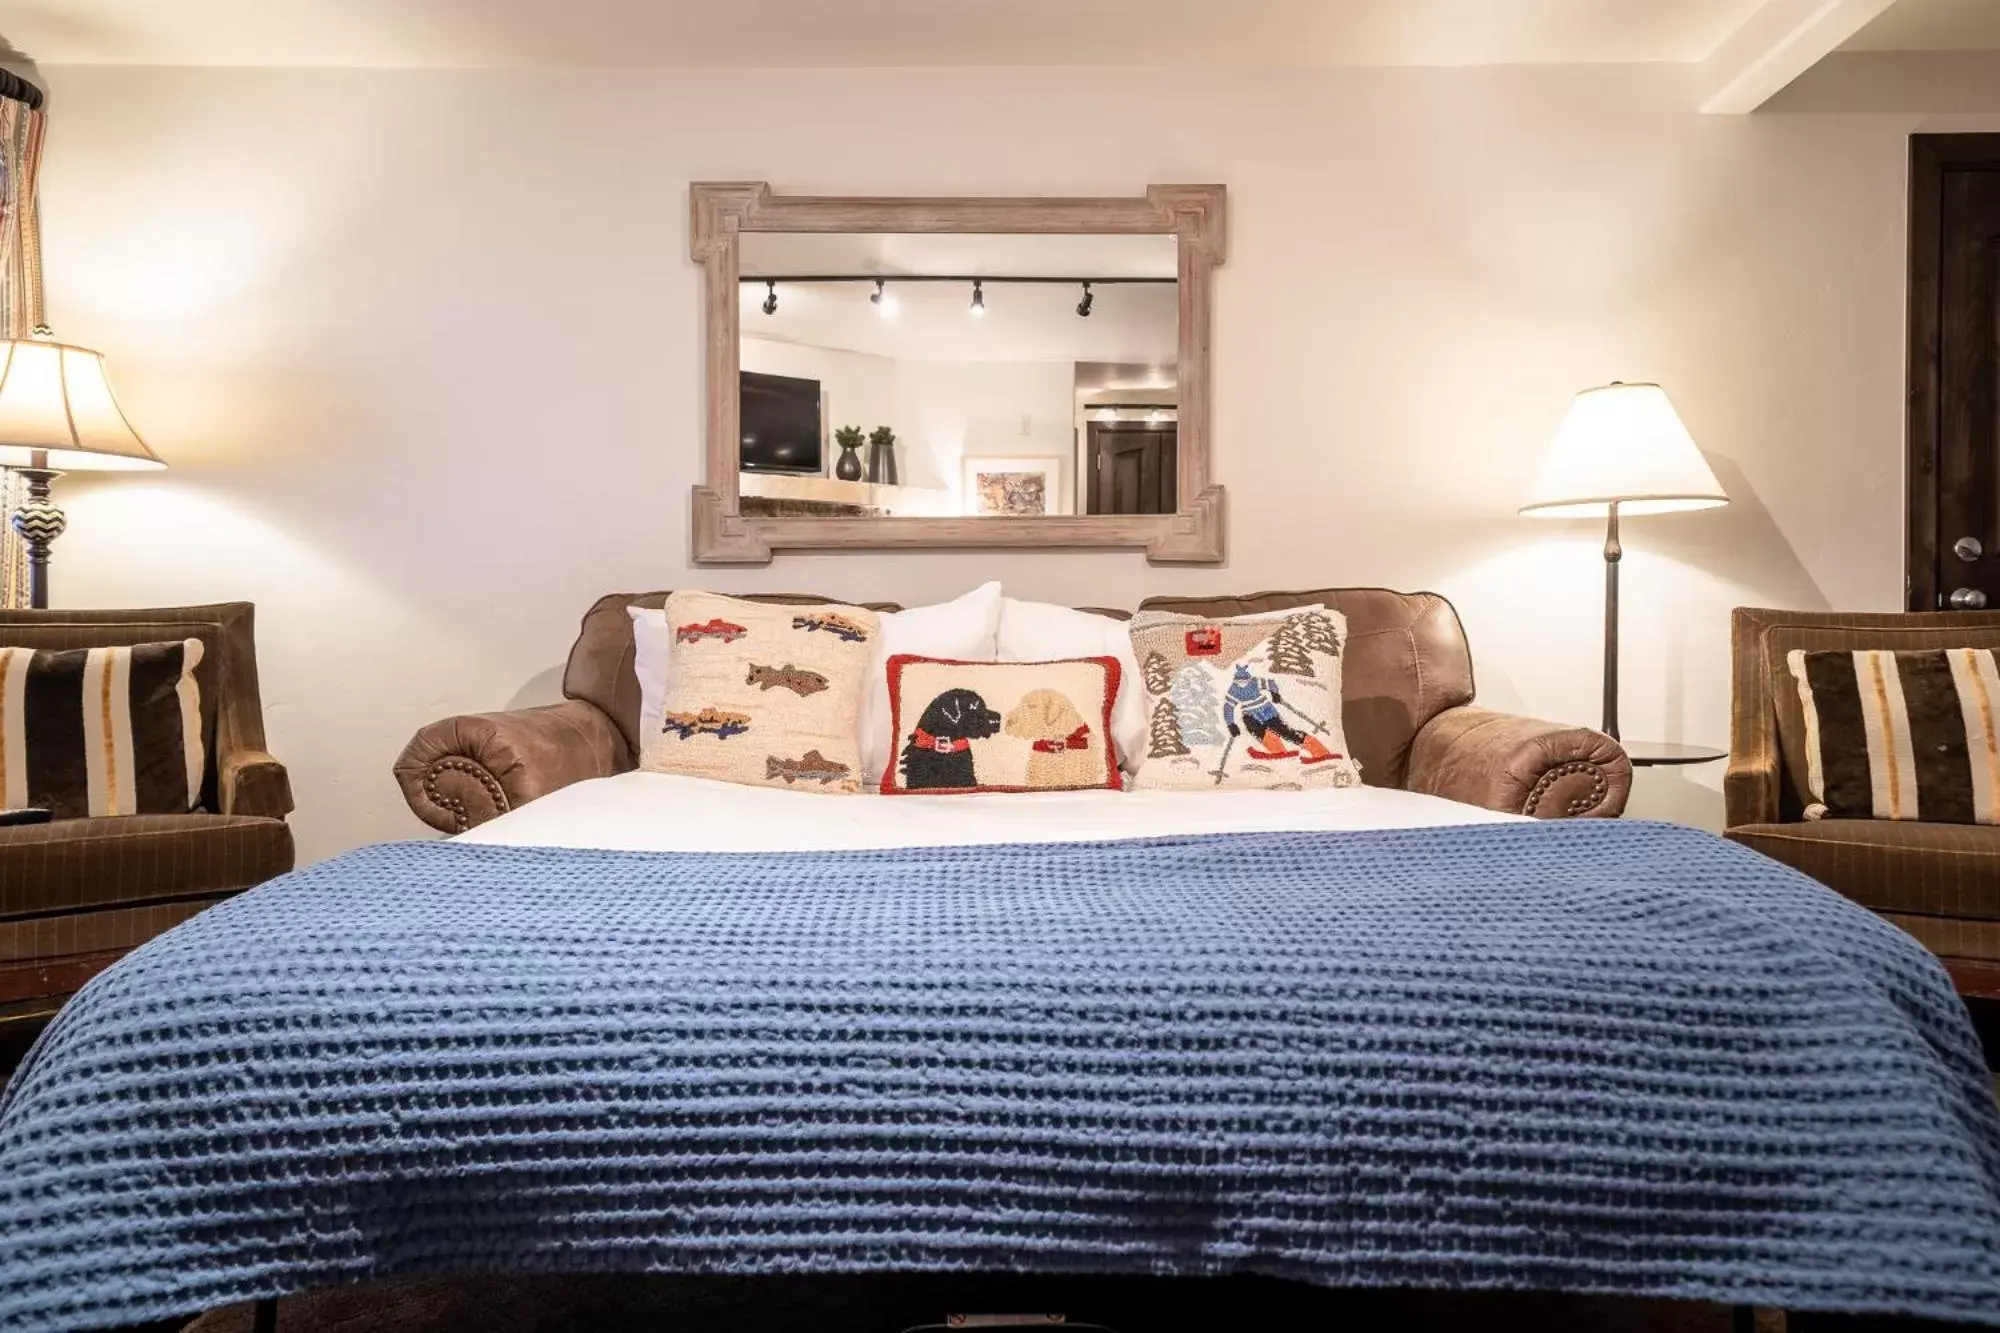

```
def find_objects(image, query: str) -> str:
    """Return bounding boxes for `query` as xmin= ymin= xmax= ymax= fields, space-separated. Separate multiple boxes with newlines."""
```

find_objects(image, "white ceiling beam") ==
xmin=1700 ymin=0 xmax=1901 ymax=113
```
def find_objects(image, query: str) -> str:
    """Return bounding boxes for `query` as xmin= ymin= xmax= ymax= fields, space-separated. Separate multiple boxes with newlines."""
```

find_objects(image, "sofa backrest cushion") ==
xmin=1136 ymin=589 xmax=1474 ymax=789
xmin=565 ymin=592 xmax=904 ymax=759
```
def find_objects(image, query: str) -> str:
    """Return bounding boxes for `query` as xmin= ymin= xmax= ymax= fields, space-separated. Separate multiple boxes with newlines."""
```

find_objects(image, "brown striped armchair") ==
xmin=0 ymin=603 xmax=294 ymax=1025
xmin=1727 ymin=606 xmax=2000 ymax=998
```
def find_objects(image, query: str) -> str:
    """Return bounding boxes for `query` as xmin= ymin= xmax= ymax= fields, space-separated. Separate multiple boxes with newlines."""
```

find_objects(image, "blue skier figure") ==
xmin=1222 ymin=664 xmax=1338 ymax=764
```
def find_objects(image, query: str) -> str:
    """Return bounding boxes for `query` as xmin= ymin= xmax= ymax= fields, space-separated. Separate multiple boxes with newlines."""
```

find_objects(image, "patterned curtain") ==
xmin=0 ymin=71 xmax=45 ymax=608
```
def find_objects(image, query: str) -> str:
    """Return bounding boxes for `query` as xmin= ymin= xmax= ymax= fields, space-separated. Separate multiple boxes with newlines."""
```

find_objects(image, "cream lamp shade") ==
xmin=1520 ymin=382 xmax=1724 ymax=518
xmin=0 ymin=333 xmax=162 ymax=471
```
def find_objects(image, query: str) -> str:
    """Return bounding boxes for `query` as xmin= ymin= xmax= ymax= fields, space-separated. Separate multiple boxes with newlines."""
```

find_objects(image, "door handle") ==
xmin=1956 ymin=536 xmax=1984 ymax=563
xmin=1949 ymin=587 xmax=1989 ymax=610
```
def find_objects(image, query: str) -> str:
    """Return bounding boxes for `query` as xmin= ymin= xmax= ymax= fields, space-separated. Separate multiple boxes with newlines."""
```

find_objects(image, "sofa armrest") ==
xmin=394 ymin=701 xmax=632 ymax=834
xmin=1407 ymin=706 xmax=1631 ymax=819
xmin=219 ymin=748 xmax=294 ymax=820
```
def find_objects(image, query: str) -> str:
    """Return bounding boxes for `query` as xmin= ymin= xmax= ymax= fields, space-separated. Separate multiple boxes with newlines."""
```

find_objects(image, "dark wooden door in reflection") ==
xmin=1087 ymin=422 xmax=1178 ymax=516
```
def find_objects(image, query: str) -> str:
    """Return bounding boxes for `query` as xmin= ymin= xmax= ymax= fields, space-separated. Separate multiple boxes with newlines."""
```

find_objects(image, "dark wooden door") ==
xmin=1910 ymin=135 xmax=2000 ymax=612
xmin=1087 ymin=422 xmax=1178 ymax=516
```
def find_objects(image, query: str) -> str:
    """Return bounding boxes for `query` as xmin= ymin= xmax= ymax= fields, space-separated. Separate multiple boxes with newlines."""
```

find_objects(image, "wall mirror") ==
xmin=690 ymin=183 xmax=1226 ymax=563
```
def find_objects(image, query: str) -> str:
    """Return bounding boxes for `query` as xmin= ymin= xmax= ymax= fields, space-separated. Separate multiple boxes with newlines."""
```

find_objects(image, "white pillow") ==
xmin=996 ymin=597 xmax=1147 ymax=770
xmin=629 ymin=605 xmax=671 ymax=751
xmin=861 ymin=581 xmax=1004 ymax=782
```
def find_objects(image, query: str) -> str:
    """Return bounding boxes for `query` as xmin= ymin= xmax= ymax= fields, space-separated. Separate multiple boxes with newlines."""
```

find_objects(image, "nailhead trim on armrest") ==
xmin=1523 ymin=760 xmax=1610 ymax=818
xmin=420 ymin=758 xmax=510 ymax=834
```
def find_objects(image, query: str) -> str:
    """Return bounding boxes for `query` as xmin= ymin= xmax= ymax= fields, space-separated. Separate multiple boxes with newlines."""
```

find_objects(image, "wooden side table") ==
xmin=1623 ymin=742 xmax=1726 ymax=769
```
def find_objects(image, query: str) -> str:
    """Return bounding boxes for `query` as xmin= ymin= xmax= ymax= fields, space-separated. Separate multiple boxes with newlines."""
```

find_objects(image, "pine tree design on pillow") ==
xmin=1127 ymin=607 xmax=1362 ymax=791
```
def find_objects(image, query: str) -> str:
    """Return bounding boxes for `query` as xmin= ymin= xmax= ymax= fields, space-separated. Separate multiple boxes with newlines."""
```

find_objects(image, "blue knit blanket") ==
xmin=4 ymin=822 xmax=2000 ymax=1330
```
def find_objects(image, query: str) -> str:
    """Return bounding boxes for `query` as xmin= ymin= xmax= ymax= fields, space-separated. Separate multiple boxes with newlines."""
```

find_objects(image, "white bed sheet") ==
xmin=457 ymin=770 xmax=1527 ymax=853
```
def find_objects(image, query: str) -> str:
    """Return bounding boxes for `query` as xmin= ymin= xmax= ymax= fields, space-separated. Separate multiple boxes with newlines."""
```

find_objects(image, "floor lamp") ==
xmin=1518 ymin=382 xmax=1727 ymax=742
xmin=0 ymin=330 xmax=163 ymax=608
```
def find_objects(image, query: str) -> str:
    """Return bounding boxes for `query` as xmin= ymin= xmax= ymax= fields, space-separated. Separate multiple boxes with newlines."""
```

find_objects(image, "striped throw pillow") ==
xmin=1787 ymin=647 xmax=2000 ymax=825
xmin=0 ymin=639 xmax=206 ymax=819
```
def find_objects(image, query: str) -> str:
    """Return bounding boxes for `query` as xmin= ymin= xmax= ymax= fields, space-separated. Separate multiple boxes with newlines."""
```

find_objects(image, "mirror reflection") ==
xmin=738 ymin=232 xmax=1179 ymax=519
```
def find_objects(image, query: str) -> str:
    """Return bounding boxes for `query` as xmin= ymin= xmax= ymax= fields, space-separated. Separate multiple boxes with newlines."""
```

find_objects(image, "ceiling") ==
xmin=0 ymin=0 xmax=1778 ymax=69
xmin=1843 ymin=0 xmax=2000 ymax=51
xmin=738 ymin=233 xmax=1178 ymax=365
xmin=738 ymin=232 xmax=1177 ymax=364
xmin=741 ymin=280 xmax=1178 ymax=366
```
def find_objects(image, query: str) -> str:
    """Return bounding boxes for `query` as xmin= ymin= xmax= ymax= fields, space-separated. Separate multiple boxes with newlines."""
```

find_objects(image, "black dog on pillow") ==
xmin=900 ymin=688 xmax=1003 ymax=790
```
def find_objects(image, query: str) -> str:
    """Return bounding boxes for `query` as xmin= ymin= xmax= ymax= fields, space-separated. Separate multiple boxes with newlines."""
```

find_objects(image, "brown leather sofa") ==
xmin=0 ymin=603 xmax=295 ymax=1023
xmin=396 ymin=588 xmax=1630 ymax=833
xmin=1726 ymin=606 xmax=2000 ymax=997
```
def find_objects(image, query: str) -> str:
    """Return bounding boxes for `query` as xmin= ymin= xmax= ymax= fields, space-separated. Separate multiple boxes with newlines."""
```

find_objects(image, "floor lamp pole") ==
xmin=1601 ymin=499 xmax=1621 ymax=741
xmin=8 ymin=449 xmax=64 ymax=610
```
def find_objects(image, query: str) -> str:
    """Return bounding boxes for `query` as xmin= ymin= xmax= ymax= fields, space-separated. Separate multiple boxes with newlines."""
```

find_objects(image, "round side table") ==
xmin=1623 ymin=741 xmax=1726 ymax=769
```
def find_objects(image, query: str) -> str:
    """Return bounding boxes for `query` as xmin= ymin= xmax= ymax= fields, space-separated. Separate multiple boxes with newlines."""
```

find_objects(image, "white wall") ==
xmin=25 ymin=61 xmax=2000 ymax=861
xmin=895 ymin=360 xmax=1076 ymax=509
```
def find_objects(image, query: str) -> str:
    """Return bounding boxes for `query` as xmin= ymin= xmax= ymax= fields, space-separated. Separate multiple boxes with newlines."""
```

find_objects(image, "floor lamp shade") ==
xmin=0 ymin=332 xmax=163 ymax=609
xmin=1519 ymin=382 xmax=1726 ymax=742
xmin=0 ymin=336 xmax=162 ymax=471
xmin=1520 ymin=382 xmax=1725 ymax=519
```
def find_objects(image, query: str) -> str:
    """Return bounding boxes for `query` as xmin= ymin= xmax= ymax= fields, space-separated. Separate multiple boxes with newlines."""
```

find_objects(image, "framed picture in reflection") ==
xmin=964 ymin=457 xmax=1057 ymax=517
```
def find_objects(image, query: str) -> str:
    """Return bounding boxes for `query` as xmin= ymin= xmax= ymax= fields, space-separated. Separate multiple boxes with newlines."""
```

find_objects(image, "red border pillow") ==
xmin=881 ymin=655 xmax=1123 ymax=795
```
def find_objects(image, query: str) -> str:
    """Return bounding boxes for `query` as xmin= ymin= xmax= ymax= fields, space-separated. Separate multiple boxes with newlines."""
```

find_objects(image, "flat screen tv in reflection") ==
xmin=739 ymin=371 xmax=824 ymax=475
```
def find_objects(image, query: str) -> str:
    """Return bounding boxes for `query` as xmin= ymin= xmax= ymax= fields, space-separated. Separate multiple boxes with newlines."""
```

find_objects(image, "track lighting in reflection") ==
xmin=1094 ymin=407 xmax=1119 ymax=423
xmin=1147 ymin=410 xmax=1169 ymax=425
xmin=761 ymin=281 xmax=778 ymax=316
xmin=970 ymin=279 xmax=985 ymax=318
xmin=1076 ymin=282 xmax=1094 ymax=317
xmin=871 ymin=279 xmax=898 ymax=319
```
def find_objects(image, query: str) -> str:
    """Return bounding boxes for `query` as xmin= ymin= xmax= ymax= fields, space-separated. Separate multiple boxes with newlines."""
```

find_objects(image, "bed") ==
xmin=3 ymin=774 xmax=1999 ymax=1331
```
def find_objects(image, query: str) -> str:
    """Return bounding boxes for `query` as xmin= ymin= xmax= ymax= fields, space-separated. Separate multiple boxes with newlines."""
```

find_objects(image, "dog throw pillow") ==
xmin=1126 ymin=606 xmax=1362 ymax=791
xmin=881 ymin=656 xmax=1122 ymax=795
xmin=642 ymin=591 xmax=879 ymax=795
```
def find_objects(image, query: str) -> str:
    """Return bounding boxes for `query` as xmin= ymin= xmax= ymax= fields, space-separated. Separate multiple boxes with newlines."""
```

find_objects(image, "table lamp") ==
xmin=1519 ymin=382 xmax=1726 ymax=742
xmin=0 ymin=328 xmax=162 ymax=608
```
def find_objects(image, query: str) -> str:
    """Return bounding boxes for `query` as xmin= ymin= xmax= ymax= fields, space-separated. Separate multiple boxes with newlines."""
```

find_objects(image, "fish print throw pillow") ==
xmin=641 ymin=591 xmax=878 ymax=795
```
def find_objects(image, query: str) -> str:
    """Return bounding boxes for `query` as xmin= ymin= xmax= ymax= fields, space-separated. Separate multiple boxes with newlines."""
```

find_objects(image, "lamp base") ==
xmin=8 ymin=466 xmax=64 ymax=610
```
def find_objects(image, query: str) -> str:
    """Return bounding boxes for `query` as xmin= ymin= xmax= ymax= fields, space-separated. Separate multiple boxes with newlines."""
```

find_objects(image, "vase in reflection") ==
xmin=833 ymin=425 xmax=864 ymax=481
xmin=866 ymin=426 xmax=899 ymax=485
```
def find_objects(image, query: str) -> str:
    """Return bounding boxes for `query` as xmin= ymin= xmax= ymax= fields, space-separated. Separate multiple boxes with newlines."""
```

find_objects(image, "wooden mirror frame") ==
xmin=689 ymin=182 xmax=1226 ymax=564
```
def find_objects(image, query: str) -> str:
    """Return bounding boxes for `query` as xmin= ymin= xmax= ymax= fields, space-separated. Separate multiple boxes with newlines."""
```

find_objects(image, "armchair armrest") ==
xmin=1407 ymin=706 xmax=1631 ymax=819
xmin=1720 ymin=740 xmax=1784 ymax=824
xmin=1724 ymin=754 xmax=1782 ymax=828
xmin=394 ymin=700 xmax=632 ymax=834
xmin=219 ymin=748 xmax=294 ymax=820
